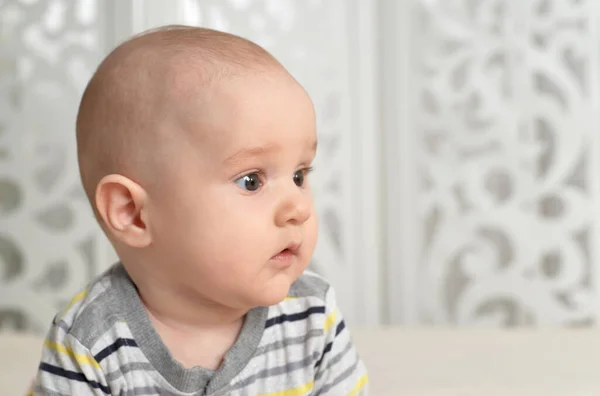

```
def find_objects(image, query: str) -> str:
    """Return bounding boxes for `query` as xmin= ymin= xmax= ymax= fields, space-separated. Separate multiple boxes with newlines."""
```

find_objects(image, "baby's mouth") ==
xmin=271 ymin=242 xmax=301 ymax=262
xmin=272 ymin=249 xmax=293 ymax=260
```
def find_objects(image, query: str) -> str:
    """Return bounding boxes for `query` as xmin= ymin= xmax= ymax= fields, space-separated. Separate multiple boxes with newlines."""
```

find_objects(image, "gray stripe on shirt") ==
xmin=230 ymin=350 xmax=321 ymax=390
xmin=314 ymin=339 xmax=353 ymax=381
xmin=254 ymin=329 xmax=323 ymax=356
xmin=106 ymin=362 xmax=156 ymax=382
xmin=119 ymin=385 xmax=163 ymax=396
xmin=315 ymin=353 xmax=361 ymax=396
xmin=33 ymin=386 xmax=70 ymax=396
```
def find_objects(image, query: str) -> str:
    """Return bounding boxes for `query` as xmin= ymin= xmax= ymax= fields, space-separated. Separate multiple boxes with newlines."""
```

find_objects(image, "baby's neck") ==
xmin=133 ymin=276 xmax=247 ymax=369
xmin=141 ymin=290 xmax=245 ymax=330
xmin=132 ymin=265 xmax=248 ymax=328
xmin=145 ymin=300 xmax=245 ymax=370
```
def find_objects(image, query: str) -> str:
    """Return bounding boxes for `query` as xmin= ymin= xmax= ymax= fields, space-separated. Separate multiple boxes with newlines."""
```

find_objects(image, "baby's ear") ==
xmin=95 ymin=174 xmax=151 ymax=248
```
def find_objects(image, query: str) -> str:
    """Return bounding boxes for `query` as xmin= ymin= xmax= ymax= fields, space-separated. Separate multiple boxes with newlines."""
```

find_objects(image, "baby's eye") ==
xmin=235 ymin=173 xmax=262 ymax=191
xmin=293 ymin=168 xmax=312 ymax=187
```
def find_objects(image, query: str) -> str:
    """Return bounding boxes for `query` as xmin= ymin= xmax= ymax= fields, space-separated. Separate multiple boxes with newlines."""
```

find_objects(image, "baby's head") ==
xmin=76 ymin=26 xmax=318 ymax=310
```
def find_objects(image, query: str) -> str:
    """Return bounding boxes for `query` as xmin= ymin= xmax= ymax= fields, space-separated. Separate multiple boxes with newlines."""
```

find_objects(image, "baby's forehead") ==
xmin=170 ymin=83 xmax=315 ymax=159
xmin=167 ymin=67 xmax=312 ymax=128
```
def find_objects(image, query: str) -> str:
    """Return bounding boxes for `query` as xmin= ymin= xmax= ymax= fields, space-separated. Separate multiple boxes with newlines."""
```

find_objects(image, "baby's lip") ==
xmin=285 ymin=241 xmax=301 ymax=253
xmin=273 ymin=241 xmax=301 ymax=257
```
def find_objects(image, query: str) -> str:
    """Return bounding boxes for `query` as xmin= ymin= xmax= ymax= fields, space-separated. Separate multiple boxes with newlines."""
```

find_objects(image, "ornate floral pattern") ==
xmin=0 ymin=0 xmax=106 ymax=332
xmin=417 ymin=0 xmax=597 ymax=326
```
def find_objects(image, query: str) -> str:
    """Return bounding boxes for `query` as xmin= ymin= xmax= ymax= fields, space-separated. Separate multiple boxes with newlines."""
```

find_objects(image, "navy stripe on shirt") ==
xmin=315 ymin=319 xmax=347 ymax=369
xmin=265 ymin=306 xmax=326 ymax=329
xmin=39 ymin=362 xmax=110 ymax=394
xmin=94 ymin=338 xmax=138 ymax=363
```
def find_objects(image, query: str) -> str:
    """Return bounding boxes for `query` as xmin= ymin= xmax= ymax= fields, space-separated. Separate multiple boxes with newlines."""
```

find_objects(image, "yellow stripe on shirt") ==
xmin=323 ymin=308 xmax=338 ymax=332
xmin=58 ymin=289 xmax=88 ymax=320
xmin=347 ymin=374 xmax=369 ymax=396
xmin=257 ymin=380 xmax=314 ymax=396
xmin=44 ymin=340 xmax=101 ymax=369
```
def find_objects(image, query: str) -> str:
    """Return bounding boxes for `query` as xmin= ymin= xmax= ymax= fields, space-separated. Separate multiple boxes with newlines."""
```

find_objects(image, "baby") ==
xmin=31 ymin=26 xmax=368 ymax=395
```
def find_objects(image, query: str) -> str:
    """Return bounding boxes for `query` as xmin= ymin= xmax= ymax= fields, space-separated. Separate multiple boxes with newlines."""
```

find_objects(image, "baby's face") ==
xmin=147 ymin=73 xmax=318 ymax=309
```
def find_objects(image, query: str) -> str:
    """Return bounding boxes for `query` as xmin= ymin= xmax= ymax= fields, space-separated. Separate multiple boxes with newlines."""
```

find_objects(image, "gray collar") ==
xmin=111 ymin=264 xmax=268 ymax=394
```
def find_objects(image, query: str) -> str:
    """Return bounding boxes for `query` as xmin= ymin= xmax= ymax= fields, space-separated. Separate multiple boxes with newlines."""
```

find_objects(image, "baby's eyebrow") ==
xmin=223 ymin=140 xmax=318 ymax=166
xmin=223 ymin=144 xmax=279 ymax=166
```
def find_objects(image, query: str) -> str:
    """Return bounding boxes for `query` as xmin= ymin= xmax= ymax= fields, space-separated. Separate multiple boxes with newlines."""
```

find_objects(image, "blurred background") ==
xmin=1 ymin=0 xmax=595 ymax=333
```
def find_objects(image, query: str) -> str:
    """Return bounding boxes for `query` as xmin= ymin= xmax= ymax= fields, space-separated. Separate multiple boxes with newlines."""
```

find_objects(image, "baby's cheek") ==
xmin=305 ymin=216 xmax=319 ymax=249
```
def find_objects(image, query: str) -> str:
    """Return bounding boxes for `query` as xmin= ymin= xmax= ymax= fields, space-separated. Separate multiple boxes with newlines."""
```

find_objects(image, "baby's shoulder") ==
xmin=287 ymin=270 xmax=331 ymax=303
xmin=49 ymin=264 xmax=125 ymax=346
xmin=264 ymin=271 xmax=340 ymax=337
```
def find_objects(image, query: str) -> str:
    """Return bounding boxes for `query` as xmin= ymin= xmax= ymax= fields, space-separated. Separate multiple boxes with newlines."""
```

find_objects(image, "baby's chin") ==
xmin=249 ymin=273 xmax=296 ymax=307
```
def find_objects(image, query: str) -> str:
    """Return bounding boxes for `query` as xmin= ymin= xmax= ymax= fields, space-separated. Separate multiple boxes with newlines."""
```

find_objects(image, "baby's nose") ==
xmin=274 ymin=189 xmax=311 ymax=227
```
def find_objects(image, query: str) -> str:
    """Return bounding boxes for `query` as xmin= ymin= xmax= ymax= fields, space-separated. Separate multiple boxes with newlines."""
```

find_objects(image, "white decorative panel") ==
xmin=395 ymin=0 xmax=600 ymax=326
xmin=0 ymin=0 xmax=112 ymax=332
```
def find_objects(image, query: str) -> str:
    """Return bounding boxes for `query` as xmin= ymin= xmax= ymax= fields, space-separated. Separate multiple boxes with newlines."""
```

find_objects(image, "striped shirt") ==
xmin=32 ymin=264 xmax=368 ymax=395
